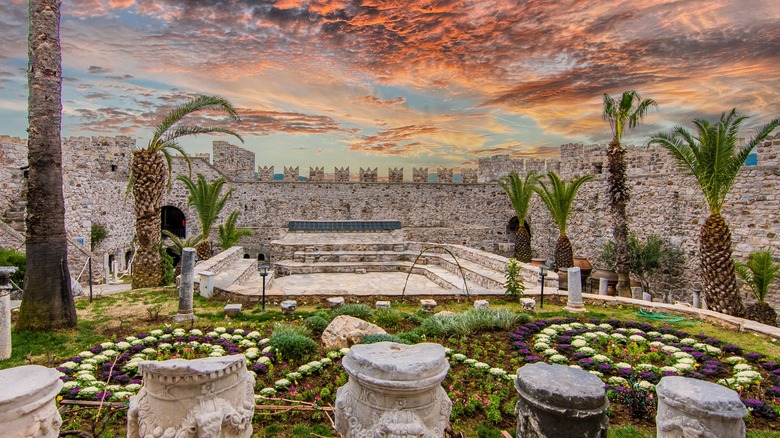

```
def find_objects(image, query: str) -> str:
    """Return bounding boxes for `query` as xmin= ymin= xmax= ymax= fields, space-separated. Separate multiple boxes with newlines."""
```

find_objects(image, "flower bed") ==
xmin=510 ymin=318 xmax=780 ymax=420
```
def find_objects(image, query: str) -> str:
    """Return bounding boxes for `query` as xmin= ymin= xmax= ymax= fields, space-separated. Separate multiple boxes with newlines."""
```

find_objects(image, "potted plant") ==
xmin=599 ymin=234 xmax=684 ymax=299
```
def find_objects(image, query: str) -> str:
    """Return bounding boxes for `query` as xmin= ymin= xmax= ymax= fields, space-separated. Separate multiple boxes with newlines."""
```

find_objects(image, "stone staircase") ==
xmin=194 ymin=246 xmax=272 ymax=296
xmin=2 ymin=200 xmax=26 ymax=233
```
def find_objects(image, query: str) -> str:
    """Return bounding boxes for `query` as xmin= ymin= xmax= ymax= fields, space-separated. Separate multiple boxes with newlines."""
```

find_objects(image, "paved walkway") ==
xmin=267 ymin=272 xmax=480 ymax=296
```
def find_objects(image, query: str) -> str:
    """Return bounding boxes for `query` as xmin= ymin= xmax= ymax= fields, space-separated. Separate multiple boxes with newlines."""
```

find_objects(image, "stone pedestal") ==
xmin=173 ymin=248 xmax=196 ymax=324
xmin=564 ymin=267 xmax=587 ymax=313
xmin=520 ymin=297 xmax=536 ymax=312
xmin=420 ymin=299 xmax=437 ymax=313
xmin=692 ymin=290 xmax=701 ymax=309
xmin=514 ymin=362 xmax=609 ymax=437
xmin=474 ymin=299 xmax=489 ymax=309
xmin=598 ymin=278 xmax=608 ymax=296
xmin=0 ymin=266 xmax=17 ymax=360
xmin=327 ymin=297 xmax=345 ymax=308
xmin=335 ymin=342 xmax=451 ymax=437
xmin=656 ymin=376 xmax=746 ymax=438
xmin=128 ymin=355 xmax=255 ymax=438
xmin=0 ymin=365 xmax=63 ymax=438
xmin=199 ymin=270 xmax=215 ymax=298
xmin=224 ymin=303 xmax=242 ymax=316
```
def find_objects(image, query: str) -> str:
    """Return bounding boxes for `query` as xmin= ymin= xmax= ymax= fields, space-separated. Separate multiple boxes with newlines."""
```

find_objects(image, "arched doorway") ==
xmin=506 ymin=216 xmax=532 ymax=251
xmin=161 ymin=206 xmax=186 ymax=238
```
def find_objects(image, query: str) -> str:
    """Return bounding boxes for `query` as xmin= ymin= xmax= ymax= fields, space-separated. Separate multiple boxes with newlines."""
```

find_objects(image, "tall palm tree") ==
xmin=131 ymin=96 xmax=241 ymax=289
xmin=649 ymin=109 xmax=779 ymax=317
xmin=497 ymin=172 xmax=540 ymax=263
xmin=534 ymin=172 xmax=594 ymax=269
xmin=17 ymin=0 xmax=77 ymax=330
xmin=178 ymin=174 xmax=232 ymax=261
xmin=218 ymin=210 xmax=254 ymax=250
xmin=603 ymin=91 xmax=658 ymax=297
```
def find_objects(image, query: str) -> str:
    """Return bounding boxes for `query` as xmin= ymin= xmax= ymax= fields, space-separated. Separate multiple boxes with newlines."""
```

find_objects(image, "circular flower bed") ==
xmin=510 ymin=318 xmax=779 ymax=419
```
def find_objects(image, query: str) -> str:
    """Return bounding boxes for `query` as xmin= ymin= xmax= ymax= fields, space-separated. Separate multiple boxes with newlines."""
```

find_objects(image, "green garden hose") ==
xmin=633 ymin=308 xmax=698 ymax=324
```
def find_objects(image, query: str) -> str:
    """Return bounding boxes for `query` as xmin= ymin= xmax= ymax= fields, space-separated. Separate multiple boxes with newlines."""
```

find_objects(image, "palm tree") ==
xmin=650 ymin=109 xmax=779 ymax=317
xmin=497 ymin=172 xmax=540 ymax=263
xmin=178 ymin=174 xmax=232 ymax=261
xmin=218 ymin=210 xmax=254 ymax=250
xmin=131 ymin=95 xmax=241 ymax=289
xmin=162 ymin=230 xmax=204 ymax=276
xmin=735 ymin=248 xmax=779 ymax=326
xmin=603 ymin=91 xmax=658 ymax=297
xmin=17 ymin=0 xmax=78 ymax=330
xmin=534 ymin=172 xmax=594 ymax=269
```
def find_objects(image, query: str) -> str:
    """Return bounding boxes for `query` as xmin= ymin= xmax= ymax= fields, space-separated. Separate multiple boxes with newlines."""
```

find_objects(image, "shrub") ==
xmin=269 ymin=325 xmax=317 ymax=360
xmin=360 ymin=334 xmax=402 ymax=344
xmin=273 ymin=322 xmax=312 ymax=338
xmin=420 ymin=308 xmax=523 ymax=338
xmin=397 ymin=329 xmax=424 ymax=344
xmin=330 ymin=303 xmax=373 ymax=320
xmin=504 ymin=258 xmax=525 ymax=301
xmin=90 ymin=223 xmax=108 ymax=250
xmin=372 ymin=308 xmax=404 ymax=329
xmin=476 ymin=424 xmax=502 ymax=438
xmin=304 ymin=316 xmax=330 ymax=333
xmin=0 ymin=247 xmax=25 ymax=285
xmin=159 ymin=247 xmax=175 ymax=286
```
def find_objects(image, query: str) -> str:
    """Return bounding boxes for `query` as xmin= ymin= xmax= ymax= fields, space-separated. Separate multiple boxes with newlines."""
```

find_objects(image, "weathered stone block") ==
xmin=128 ymin=356 xmax=255 ymax=438
xmin=520 ymin=297 xmax=536 ymax=312
xmin=0 ymin=365 xmax=63 ymax=438
xmin=224 ymin=303 xmax=242 ymax=316
xmin=335 ymin=342 xmax=451 ymax=437
xmin=656 ymin=376 xmax=746 ymax=438
xmin=420 ymin=299 xmax=437 ymax=313
xmin=326 ymin=297 xmax=345 ymax=308
xmin=375 ymin=301 xmax=391 ymax=309
xmin=515 ymin=362 xmax=609 ymax=437
xmin=322 ymin=315 xmax=387 ymax=350
xmin=474 ymin=299 xmax=489 ymax=309
xmin=280 ymin=300 xmax=297 ymax=315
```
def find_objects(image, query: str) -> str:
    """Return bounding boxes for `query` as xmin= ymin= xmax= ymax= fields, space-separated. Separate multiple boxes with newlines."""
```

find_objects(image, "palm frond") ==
xmin=650 ymin=110 xmax=779 ymax=215
xmin=218 ymin=210 xmax=254 ymax=249
xmin=603 ymin=90 xmax=658 ymax=141
xmin=151 ymin=95 xmax=240 ymax=147
xmin=534 ymin=172 xmax=593 ymax=233
xmin=161 ymin=125 xmax=243 ymax=145
xmin=178 ymin=174 xmax=232 ymax=240
xmin=162 ymin=230 xmax=204 ymax=257
xmin=496 ymin=172 xmax=539 ymax=223
xmin=735 ymin=248 xmax=780 ymax=302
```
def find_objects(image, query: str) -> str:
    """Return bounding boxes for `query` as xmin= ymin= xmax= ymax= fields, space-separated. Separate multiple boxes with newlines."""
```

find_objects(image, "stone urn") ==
xmin=0 ymin=365 xmax=63 ymax=438
xmin=127 ymin=355 xmax=255 ymax=438
xmin=335 ymin=342 xmax=452 ymax=437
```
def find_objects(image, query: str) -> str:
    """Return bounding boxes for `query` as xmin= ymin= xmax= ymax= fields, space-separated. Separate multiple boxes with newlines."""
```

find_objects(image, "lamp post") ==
xmin=538 ymin=265 xmax=548 ymax=309
xmin=258 ymin=265 xmax=269 ymax=312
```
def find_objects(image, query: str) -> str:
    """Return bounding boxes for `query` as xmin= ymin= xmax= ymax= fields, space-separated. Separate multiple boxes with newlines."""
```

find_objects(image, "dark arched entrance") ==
xmin=506 ymin=216 xmax=531 ymax=243
xmin=161 ymin=206 xmax=186 ymax=238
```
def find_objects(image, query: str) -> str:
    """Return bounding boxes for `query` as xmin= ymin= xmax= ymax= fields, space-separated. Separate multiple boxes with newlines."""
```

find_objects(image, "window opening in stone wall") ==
xmin=258 ymin=253 xmax=266 ymax=261
xmin=110 ymin=164 xmax=117 ymax=172
xmin=243 ymin=254 xmax=250 ymax=259
xmin=593 ymin=162 xmax=603 ymax=174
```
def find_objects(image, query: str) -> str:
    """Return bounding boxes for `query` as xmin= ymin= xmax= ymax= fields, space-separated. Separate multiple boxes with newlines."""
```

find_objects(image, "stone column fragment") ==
xmin=598 ymin=278 xmax=608 ymax=296
xmin=565 ymin=267 xmax=586 ymax=312
xmin=0 ymin=266 xmax=17 ymax=360
xmin=656 ymin=376 xmax=746 ymax=438
xmin=128 ymin=355 xmax=255 ymax=438
xmin=335 ymin=342 xmax=451 ymax=437
xmin=173 ymin=247 xmax=196 ymax=323
xmin=0 ymin=365 xmax=63 ymax=438
xmin=514 ymin=362 xmax=609 ymax=437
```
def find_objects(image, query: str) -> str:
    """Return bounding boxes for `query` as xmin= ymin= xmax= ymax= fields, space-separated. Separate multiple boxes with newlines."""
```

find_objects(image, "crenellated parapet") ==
xmin=437 ymin=168 xmax=453 ymax=183
xmin=309 ymin=167 xmax=325 ymax=182
xmin=413 ymin=167 xmax=428 ymax=183
xmin=461 ymin=168 xmax=478 ymax=184
xmin=388 ymin=167 xmax=403 ymax=183
xmin=283 ymin=166 xmax=299 ymax=181
xmin=335 ymin=167 xmax=350 ymax=182
xmin=257 ymin=166 xmax=274 ymax=182
xmin=359 ymin=167 xmax=378 ymax=182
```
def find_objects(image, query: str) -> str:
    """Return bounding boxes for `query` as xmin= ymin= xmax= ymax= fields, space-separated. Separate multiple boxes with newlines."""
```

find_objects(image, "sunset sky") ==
xmin=1 ymin=0 xmax=779 ymax=171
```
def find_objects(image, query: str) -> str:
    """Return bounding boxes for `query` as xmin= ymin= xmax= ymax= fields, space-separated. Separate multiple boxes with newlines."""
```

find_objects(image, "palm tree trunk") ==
xmin=514 ymin=226 xmax=532 ymax=263
xmin=196 ymin=240 xmax=212 ymax=261
xmin=555 ymin=234 xmax=573 ymax=269
xmin=131 ymin=149 xmax=166 ymax=289
xmin=17 ymin=0 xmax=77 ymax=330
xmin=607 ymin=138 xmax=632 ymax=297
xmin=701 ymin=214 xmax=745 ymax=317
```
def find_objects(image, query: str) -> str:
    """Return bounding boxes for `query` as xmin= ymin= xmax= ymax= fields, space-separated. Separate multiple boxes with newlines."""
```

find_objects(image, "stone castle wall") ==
xmin=213 ymin=141 xmax=255 ymax=182
xmin=1 ymin=133 xmax=778 ymax=312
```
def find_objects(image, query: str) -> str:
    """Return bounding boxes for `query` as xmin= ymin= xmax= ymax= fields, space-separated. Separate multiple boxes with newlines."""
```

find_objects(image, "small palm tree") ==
xmin=735 ymin=248 xmax=779 ymax=326
xmin=178 ymin=174 xmax=232 ymax=261
xmin=534 ymin=172 xmax=594 ymax=269
xmin=650 ymin=109 xmax=779 ymax=317
xmin=131 ymin=95 xmax=241 ymax=289
xmin=162 ymin=230 xmax=204 ymax=276
xmin=603 ymin=91 xmax=658 ymax=297
xmin=218 ymin=210 xmax=254 ymax=250
xmin=497 ymin=172 xmax=540 ymax=262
